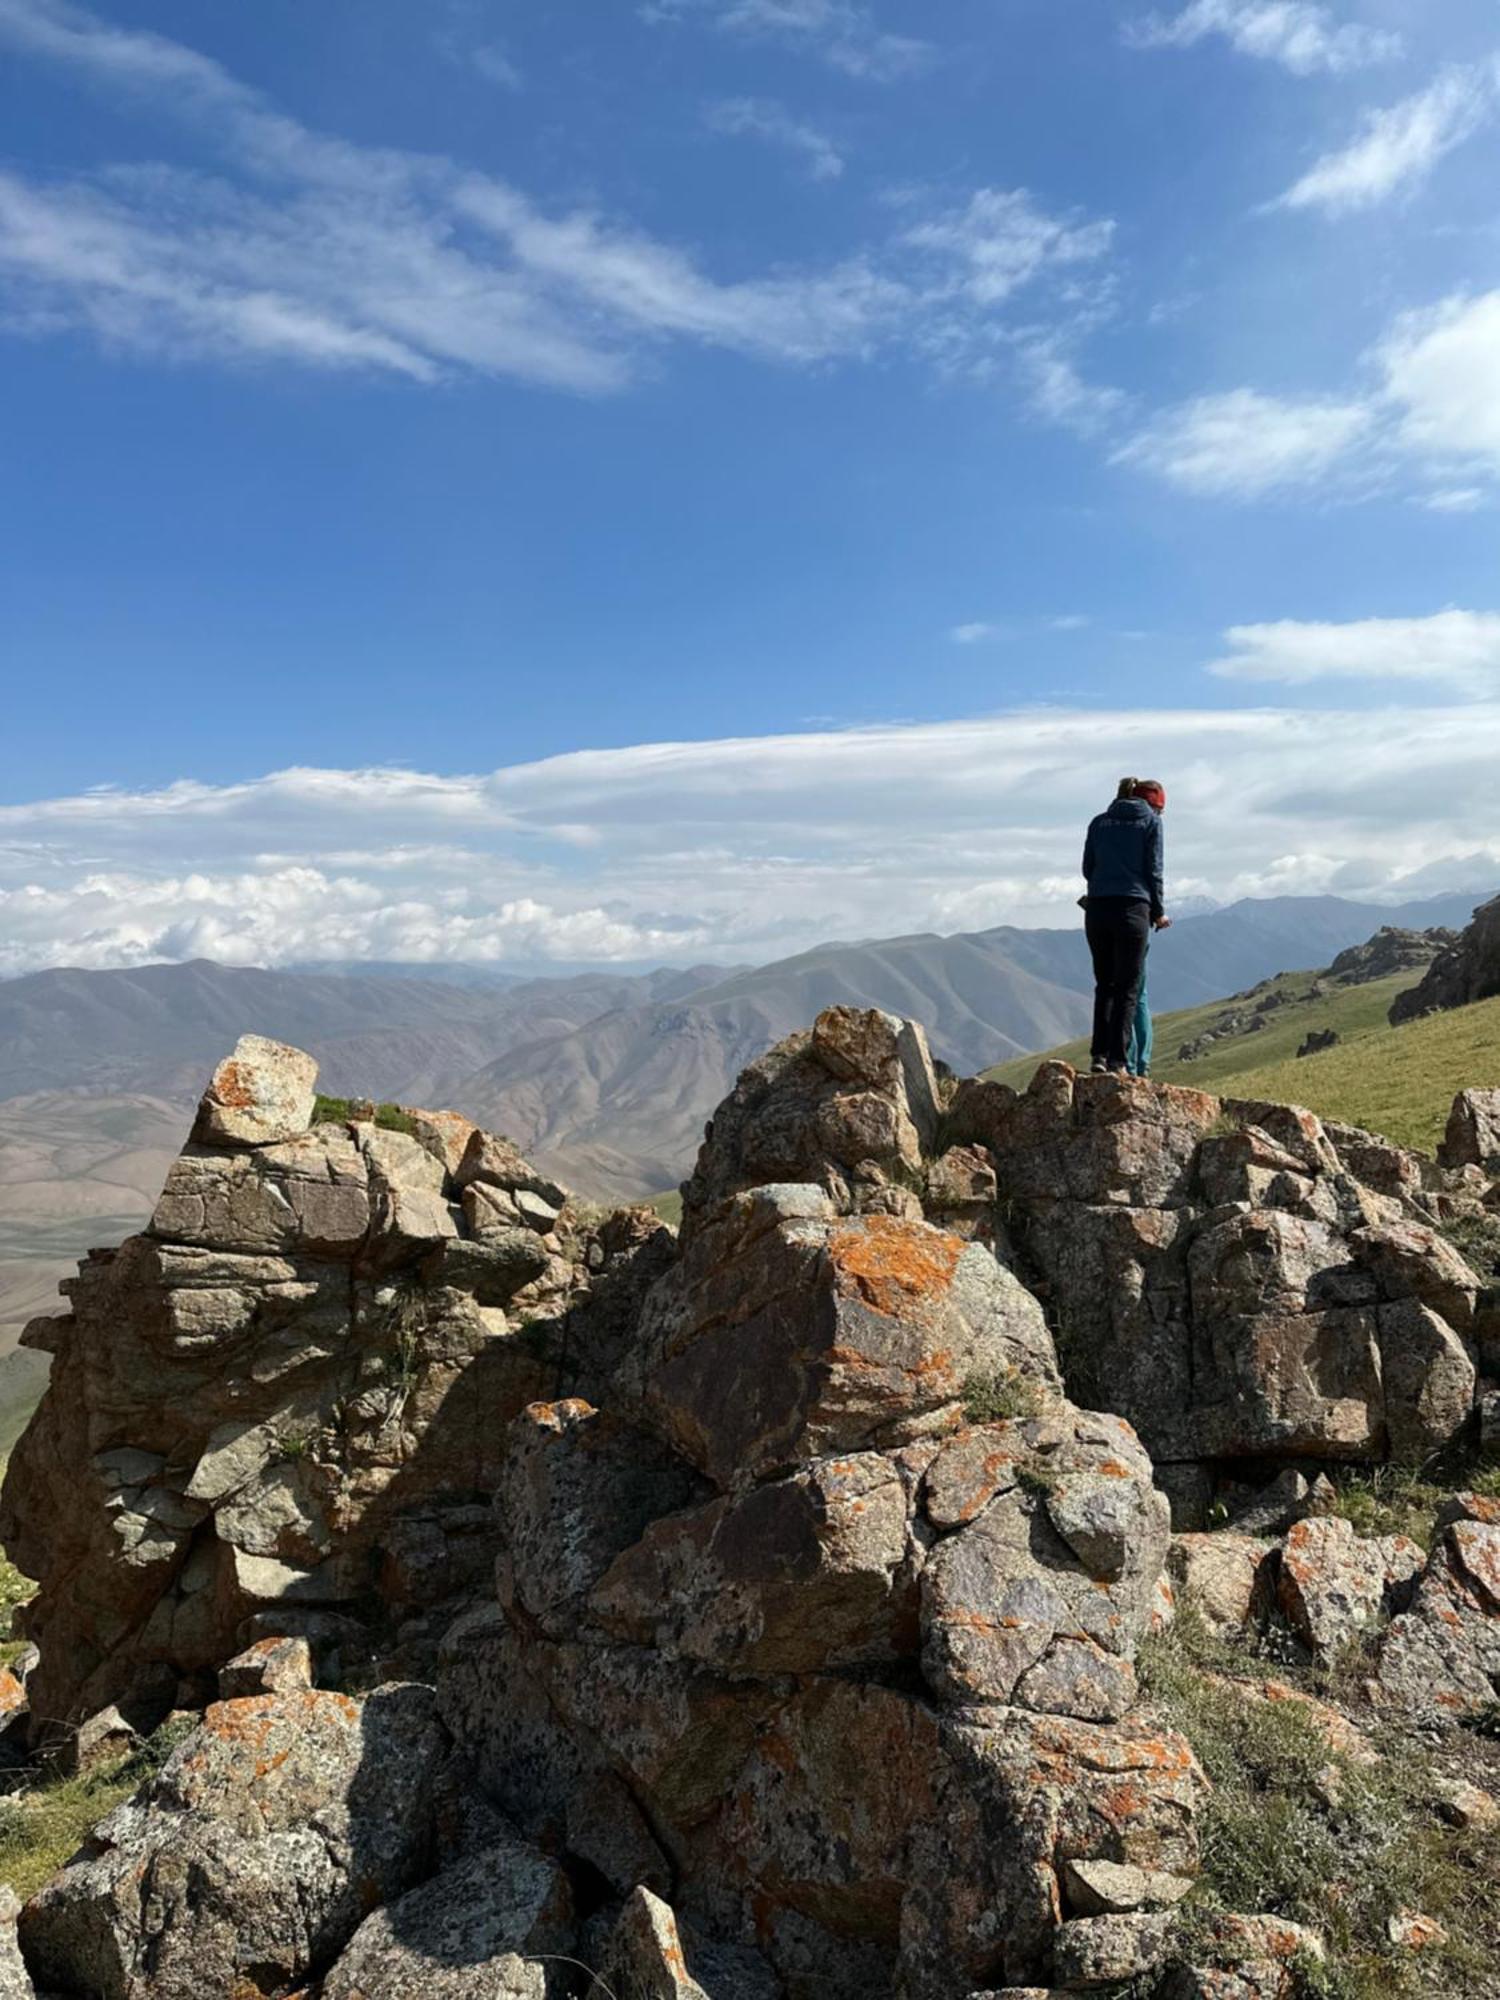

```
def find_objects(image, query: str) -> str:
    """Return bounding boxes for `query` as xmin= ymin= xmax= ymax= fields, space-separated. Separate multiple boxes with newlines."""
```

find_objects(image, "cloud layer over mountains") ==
xmin=4 ymin=696 xmax=1498 ymax=974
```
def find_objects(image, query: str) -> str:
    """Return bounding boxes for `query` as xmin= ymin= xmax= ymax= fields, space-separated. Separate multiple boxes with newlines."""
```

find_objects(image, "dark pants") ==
xmin=1086 ymin=896 xmax=1151 ymax=1069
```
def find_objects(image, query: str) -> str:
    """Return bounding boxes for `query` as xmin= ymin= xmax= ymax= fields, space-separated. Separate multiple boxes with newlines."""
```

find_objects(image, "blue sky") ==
xmin=2 ymin=0 xmax=1499 ymax=971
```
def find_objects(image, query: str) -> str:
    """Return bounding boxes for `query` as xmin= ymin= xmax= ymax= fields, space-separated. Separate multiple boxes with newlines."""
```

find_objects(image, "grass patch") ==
xmin=983 ymin=970 xmax=1416 ymax=1097
xmin=647 ymin=1190 xmax=683 ymax=1227
xmin=0 ymin=1715 xmax=198 ymax=1901
xmin=311 ymin=1095 xmax=417 ymax=1137
xmin=961 ymin=1367 xmax=1042 ymax=1424
xmin=1325 ymin=1459 xmax=1500 ymax=1552
xmin=1140 ymin=1610 xmax=1500 ymax=1998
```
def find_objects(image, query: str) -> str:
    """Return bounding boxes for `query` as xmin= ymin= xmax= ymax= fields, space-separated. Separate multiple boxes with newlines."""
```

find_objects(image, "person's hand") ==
xmin=1153 ymin=914 xmax=1172 ymax=930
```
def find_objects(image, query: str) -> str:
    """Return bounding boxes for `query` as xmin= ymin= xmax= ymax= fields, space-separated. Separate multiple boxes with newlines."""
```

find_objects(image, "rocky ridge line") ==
xmin=0 ymin=1014 xmax=1497 ymax=1999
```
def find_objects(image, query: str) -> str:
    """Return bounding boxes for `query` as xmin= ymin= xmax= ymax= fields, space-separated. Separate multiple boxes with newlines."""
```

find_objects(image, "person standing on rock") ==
xmin=1081 ymin=777 xmax=1170 ymax=1075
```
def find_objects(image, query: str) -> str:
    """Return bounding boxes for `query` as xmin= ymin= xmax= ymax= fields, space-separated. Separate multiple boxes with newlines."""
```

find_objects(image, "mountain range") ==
xmin=0 ymin=888 xmax=1490 ymax=1377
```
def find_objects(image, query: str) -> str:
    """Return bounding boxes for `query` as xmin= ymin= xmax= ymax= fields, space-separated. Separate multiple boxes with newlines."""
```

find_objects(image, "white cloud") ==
xmin=1049 ymin=615 xmax=1091 ymax=631
xmin=950 ymin=622 xmax=1001 ymax=644
xmin=471 ymin=43 xmax=523 ymax=90
xmin=1127 ymin=0 xmax=1400 ymax=75
xmin=645 ymin=0 xmax=931 ymax=81
xmin=1420 ymin=487 xmax=1486 ymax=514
xmin=3 ymin=704 xmax=1498 ymax=973
xmin=1115 ymin=387 xmax=1372 ymax=497
xmin=1274 ymin=66 xmax=1495 ymax=215
xmin=1379 ymin=292 xmax=1500 ymax=474
xmin=900 ymin=189 xmax=1113 ymax=308
xmin=1015 ymin=335 xmax=1128 ymax=433
xmin=705 ymin=97 xmax=844 ymax=180
xmin=0 ymin=0 xmax=1112 ymax=400
xmin=1207 ymin=610 xmax=1500 ymax=694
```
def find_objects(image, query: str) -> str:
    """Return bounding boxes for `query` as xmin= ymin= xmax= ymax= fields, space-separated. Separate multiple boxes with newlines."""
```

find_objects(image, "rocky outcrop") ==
xmin=943 ymin=1068 xmax=1490 ymax=1479
xmin=1325 ymin=925 xmax=1455 ymax=986
xmin=1390 ymin=894 xmax=1500 ymax=1023
xmin=0 ymin=1034 xmax=667 ymax=1740
xmin=6 ymin=1006 xmax=1500 ymax=1999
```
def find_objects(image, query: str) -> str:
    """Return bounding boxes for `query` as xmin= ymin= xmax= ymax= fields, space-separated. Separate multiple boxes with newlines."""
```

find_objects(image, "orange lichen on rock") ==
xmin=828 ymin=1214 xmax=963 ymax=1317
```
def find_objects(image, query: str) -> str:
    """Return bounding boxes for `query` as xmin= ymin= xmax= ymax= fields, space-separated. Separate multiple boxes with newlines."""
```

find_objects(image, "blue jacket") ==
xmin=1083 ymin=797 xmax=1165 ymax=919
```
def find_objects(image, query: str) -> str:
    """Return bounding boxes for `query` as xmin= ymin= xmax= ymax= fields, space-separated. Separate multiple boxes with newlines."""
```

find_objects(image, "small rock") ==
xmin=602 ymin=1886 xmax=710 ymax=2000
xmin=1168 ymin=1534 xmax=1275 ymax=1635
xmin=321 ymin=1836 xmax=574 ymax=1999
xmin=1278 ymin=1517 xmax=1391 ymax=1661
xmin=1063 ymin=1858 xmax=1192 ymax=1916
xmin=1052 ymin=1910 xmax=1173 ymax=1986
xmin=1387 ymin=1910 xmax=1446 ymax=1951
xmin=217 ymin=1634 xmax=314 ymax=1698
xmin=192 ymin=1034 xmax=318 ymax=1148
xmin=1225 ymin=1469 xmax=1309 ymax=1538
xmin=1432 ymin=1776 xmax=1499 ymax=1829
xmin=54 ymin=1703 xmax=138 ymax=1778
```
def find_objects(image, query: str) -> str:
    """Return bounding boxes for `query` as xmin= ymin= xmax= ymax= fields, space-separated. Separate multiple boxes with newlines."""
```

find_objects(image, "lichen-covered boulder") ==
xmin=191 ymin=1034 xmax=318 ymax=1148
xmin=19 ymin=1685 xmax=447 ymax=2000
xmin=1377 ymin=1496 xmax=1500 ymax=1722
xmin=624 ymin=1184 xmax=1059 ymax=1488
xmin=320 ymin=1837 xmax=574 ymax=2000
xmin=920 ymin=1408 xmax=1169 ymax=1721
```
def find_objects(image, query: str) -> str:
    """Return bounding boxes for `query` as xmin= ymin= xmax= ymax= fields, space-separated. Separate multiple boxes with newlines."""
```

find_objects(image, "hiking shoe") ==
xmin=1090 ymin=1060 xmax=1108 ymax=1075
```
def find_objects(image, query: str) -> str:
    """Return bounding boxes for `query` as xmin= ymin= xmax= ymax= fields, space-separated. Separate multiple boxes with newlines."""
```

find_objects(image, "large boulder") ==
xmin=191 ymin=1034 xmax=318 ymax=1148
xmin=320 ymin=1837 xmax=574 ymax=2000
xmin=19 ymin=1685 xmax=448 ymax=2000
xmin=439 ymin=1108 xmax=1195 ymax=1998
xmin=622 ymin=1184 xmax=1059 ymax=1489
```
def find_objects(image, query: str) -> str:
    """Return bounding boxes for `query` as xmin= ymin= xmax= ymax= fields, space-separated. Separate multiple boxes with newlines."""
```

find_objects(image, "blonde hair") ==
xmin=1115 ymin=775 xmax=1141 ymax=799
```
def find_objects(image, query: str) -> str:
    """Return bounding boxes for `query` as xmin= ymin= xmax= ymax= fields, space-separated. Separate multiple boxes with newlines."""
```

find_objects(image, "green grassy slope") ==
xmin=984 ymin=971 xmax=1500 ymax=1157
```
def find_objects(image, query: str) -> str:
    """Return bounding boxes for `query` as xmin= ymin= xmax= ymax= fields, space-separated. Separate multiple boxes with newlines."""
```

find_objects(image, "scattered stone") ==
xmin=1431 ymin=1776 xmax=1500 ymax=1829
